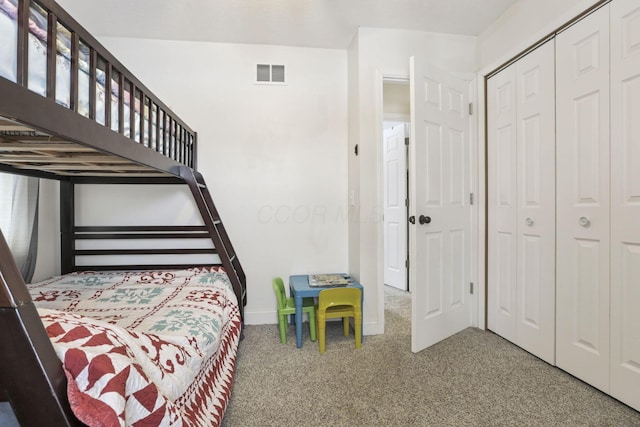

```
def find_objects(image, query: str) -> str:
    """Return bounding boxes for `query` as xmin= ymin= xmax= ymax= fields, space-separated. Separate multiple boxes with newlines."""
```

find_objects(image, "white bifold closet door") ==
xmin=555 ymin=6 xmax=610 ymax=392
xmin=610 ymin=0 xmax=640 ymax=410
xmin=487 ymin=40 xmax=556 ymax=364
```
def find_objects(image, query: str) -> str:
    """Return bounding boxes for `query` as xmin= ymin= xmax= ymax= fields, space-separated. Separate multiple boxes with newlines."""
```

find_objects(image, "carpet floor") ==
xmin=221 ymin=286 xmax=640 ymax=426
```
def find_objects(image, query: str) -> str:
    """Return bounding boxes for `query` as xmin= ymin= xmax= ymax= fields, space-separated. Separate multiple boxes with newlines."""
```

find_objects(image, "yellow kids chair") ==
xmin=316 ymin=287 xmax=362 ymax=353
xmin=273 ymin=277 xmax=316 ymax=344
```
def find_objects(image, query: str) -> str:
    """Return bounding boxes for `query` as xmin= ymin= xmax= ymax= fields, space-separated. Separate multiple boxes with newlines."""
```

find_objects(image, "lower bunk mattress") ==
xmin=27 ymin=266 xmax=241 ymax=427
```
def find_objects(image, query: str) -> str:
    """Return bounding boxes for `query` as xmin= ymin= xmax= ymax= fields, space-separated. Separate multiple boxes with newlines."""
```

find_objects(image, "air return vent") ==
xmin=256 ymin=64 xmax=285 ymax=83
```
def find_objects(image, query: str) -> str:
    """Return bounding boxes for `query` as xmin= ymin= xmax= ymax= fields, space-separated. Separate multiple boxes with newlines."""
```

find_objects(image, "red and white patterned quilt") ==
xmin=28 ymin=267 xmax=241 ymax=427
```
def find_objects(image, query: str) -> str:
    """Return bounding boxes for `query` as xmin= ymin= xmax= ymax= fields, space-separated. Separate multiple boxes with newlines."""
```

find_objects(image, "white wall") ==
xmin=95 ymin=38 xmax=349 ymax=325
xmin=348 ymin=28 xmax=477 ymax=334
xmin=383 ymin=83 xmax=410 ymax=119
xmin=75 ymin=184 xmax=202 ymax=226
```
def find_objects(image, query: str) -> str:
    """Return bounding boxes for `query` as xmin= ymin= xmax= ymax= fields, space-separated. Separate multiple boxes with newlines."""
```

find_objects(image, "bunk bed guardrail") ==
xmin=0 ymin=0 xmax=198 ymax=174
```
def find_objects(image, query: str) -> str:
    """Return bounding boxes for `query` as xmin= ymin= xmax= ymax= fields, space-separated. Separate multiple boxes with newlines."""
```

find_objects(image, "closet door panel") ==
xmin=610 ymin=0 xmax=640 ymax=411
xmin=515 ymin=41 xmax=556 ymax=364
xmin=488 ymin=65 xmax=517 ymax=342
xmin=556 ymin=6 xmax=610 ymax=392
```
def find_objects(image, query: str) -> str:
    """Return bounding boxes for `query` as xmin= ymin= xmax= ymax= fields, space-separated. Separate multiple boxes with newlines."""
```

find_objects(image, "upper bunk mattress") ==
xmin=27 ymin=266 xmax=241 ymax=427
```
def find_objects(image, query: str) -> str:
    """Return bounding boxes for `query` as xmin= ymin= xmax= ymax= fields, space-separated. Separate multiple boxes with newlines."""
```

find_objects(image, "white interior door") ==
xmin=487 ymin=41 xmax=556 ymax=364
xmin=514 ymin=41 xmax=556 ymax=364
xmin=383 ymin=124 xmax=408 ymax=291
xmin=487 ymin=63 xmax=517 ymax=344
xmin=610 ymin=0 xmax=640 ymax=410
xmin=556 ymin=5 xmax=610 ymax=392
xmin=409 ymin=57 xmax=471 ymax=353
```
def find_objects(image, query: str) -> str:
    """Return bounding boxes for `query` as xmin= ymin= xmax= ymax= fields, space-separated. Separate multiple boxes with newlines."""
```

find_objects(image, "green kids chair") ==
xmin=273 ymin=277 xmax=316 ymax=344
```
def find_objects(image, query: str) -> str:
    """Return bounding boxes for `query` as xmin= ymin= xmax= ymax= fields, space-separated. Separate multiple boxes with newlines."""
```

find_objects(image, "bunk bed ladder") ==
xmin=178 ymin=166 xmax=247 ymax=319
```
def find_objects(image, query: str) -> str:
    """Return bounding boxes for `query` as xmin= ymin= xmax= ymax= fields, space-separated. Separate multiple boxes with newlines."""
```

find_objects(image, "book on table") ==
xmin=309 ymin=274 xmax=351 ymax=287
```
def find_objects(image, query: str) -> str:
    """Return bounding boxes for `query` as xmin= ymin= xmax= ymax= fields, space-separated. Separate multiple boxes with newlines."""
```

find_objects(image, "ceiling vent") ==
xmin=256 ymin=64 xmax=285 ymax=83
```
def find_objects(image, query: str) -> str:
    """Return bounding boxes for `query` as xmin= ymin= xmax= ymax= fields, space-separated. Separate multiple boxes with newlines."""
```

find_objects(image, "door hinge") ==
xmin=470 ymin=282 xmax=474 ymax=295
xmin=405 ymin=198 xmax=409 ymax=208
xmin=404 ymin=137 xmax=409 ymax=146
xmin=405 ymin=259 xmax=409 ymax=269
xmin=468 ymin=103 xmax=473 ymax=115
xmin=470 ymin=193 xmax=474 ymax=205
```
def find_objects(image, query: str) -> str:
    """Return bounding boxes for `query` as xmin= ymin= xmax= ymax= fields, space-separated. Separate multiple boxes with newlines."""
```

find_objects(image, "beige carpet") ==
xmin=221 ymin=286 xmax=640 ymax=426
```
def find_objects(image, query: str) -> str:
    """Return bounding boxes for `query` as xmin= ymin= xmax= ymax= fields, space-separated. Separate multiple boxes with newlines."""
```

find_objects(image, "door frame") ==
xmin=374 ymin=69 xmax=481 ymax=334
xmin=382 ymin=120 xmax=409 ymax=292
xmin=375 ymin=72 xmax=409 ymax=334
xmin=382 ymin=77 xmax=410 ymax=293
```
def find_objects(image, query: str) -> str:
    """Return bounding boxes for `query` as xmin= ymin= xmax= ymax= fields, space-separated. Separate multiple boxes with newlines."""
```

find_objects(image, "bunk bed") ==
xmin=0 ymin=0 xmax=247 ymax=425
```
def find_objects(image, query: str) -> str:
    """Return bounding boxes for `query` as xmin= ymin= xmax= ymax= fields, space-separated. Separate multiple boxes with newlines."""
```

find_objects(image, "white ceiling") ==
xmin=57 ymin=0 xmax=519 ymax=49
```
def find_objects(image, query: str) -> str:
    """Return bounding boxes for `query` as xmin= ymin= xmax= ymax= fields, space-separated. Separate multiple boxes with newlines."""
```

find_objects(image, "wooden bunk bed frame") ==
xmin=0 ymin=0 xmax=246 ymax=425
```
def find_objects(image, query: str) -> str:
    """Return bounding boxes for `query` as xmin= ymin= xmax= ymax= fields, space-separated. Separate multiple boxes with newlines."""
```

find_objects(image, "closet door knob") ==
xmin=579 ymin=216 xmax=591 ymax=227
xmin=408 ymin=216 xmax=416 ymax=224
xmin=525 ymin=217 xmax=534 ymax=226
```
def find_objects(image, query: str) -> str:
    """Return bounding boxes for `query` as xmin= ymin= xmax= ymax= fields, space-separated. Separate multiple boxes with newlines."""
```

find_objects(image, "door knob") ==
xmin=408 ymin=216 xmax=415 ymax=224
xmin=526 ymin=217 xmax=534 ymax=226
xmin=579 ymin=216 xmax=591 ymax=227
xmin=419 ymin=215 xmax=431 ymax=225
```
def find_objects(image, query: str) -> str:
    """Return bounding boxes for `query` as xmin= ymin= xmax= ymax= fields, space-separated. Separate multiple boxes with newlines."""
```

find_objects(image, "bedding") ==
xmin=27 ymin=267 xmax=241 ymax=427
